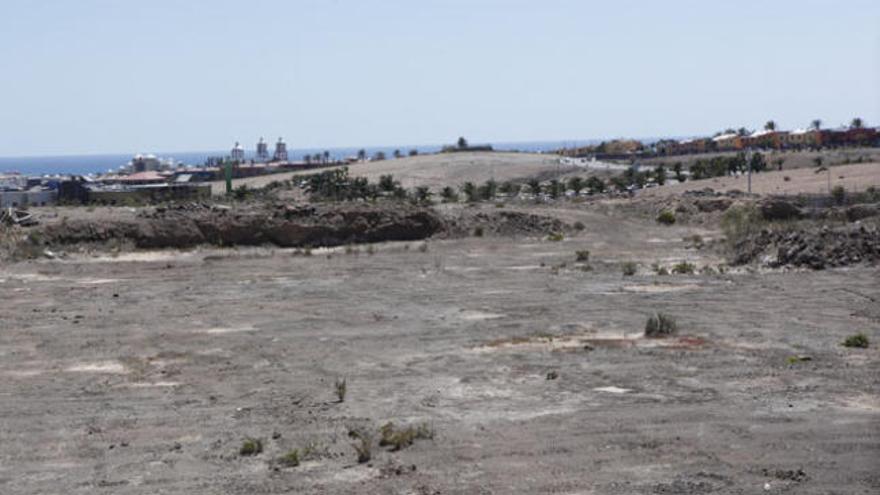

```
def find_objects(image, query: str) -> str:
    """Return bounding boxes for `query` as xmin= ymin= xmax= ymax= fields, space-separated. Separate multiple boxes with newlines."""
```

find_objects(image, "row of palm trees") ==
xmin=761 ymin=117 xmax=864 ymax=133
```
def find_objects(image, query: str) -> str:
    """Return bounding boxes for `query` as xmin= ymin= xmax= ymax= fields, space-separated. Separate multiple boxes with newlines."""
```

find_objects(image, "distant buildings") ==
xmin=231 ymin=141 xmax=245 ymax=161
xmin=131 ymin=154 xmax=164 ymax=172
xmin=256 ymin=137 xmax=269 ymax=161
xmin=273 ymin=137 xmax=288 ymax=161
xmin=712 ymin=133 xmax=742 ymax=151
xmin=652 ymin=122 xmax=877 ymax=156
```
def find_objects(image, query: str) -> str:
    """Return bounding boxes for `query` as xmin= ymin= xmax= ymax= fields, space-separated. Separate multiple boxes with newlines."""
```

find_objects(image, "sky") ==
xmin=0 ymin=0 xmax=878 ymax=156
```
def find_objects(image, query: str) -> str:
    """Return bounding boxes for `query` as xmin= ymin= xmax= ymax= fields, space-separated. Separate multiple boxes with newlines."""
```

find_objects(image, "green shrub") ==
xmin=575 ymin=250 xmax=590 ymax=262
xmin=655 ymin=265 xmax=669 ymax=276
xmin=645 ymin=313 xmax=677 ymax=338
xmin=656 ymin=210 xmax=676 ymax=225
xmin=240 ymin=438 xmax=263 ymax=456
xmin=672 ymin=262 xmax=696 ymax=274
xmin=278 ymin=449 xmax=300 ymax=467
xmin=842 ymin=333 xmax=869 ymax=349
xmin=621 ymin=261 xmax=637 ymax=276
xmin=547 ymin=232 xmax=564 ymax=242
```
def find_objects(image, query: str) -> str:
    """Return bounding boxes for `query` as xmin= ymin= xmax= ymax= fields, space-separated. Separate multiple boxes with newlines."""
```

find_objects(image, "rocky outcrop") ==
xmin=36 ymin=203 xmax=446 ymax=251
xmin=732 ymin=223 xmax=880 ymax=269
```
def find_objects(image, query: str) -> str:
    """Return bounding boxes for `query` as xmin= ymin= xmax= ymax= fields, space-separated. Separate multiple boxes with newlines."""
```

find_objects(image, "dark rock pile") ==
xmin=732 ymin=222 xmax=880 ymax=269
xmin=34 ymin=203 xmax=446 ymax=251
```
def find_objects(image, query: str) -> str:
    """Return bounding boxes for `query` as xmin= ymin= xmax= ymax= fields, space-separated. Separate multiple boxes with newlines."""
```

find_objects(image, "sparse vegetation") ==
xmin=350 ymin=429 xmax=372 ymax=463
xmin=656 ymin=210 xmax=676 ymax=225
xmin=547 ymin=232 xmax=565 ymax=242
xmin=672 ymin=261 xmax=696 ymax=274
xmin=831 ymin=185 xmax=846 ymax=205
xmin=721 ymin=204 xmax=762 ymax=243
xmin=842 ymin=333 xmax=869 ymax=349
xmin=240 ymin=438 xmax=263 ymax=456
xmin=379 ymin=422 xmax=434 ymax=451
xmin=575 ymin=250 xmax=590 ymax=262
xmin=684 ymin=234 xmax=704 ymax=249
xmin=621 ymin=261 xmax=638 ymax=276
xmin=277 ymin=449 xmax=300 ymax=467
xmin=645 ymin=313 xmax=677 ymax=338
xmin=335 ymin=377 xmax=347 ymax=402
xmin=440 ymin=186 xmax=459 ymax=203
xmin=473 ymin=226 xmax=484 ymax=237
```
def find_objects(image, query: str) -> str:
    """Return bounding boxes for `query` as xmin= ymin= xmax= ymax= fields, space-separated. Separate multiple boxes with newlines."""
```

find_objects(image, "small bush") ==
xmin=278 ymin=449 xmax=300 ymax=467
xmin=842 ymin=333 xmax=869 ymax=349
xmin=721 ymin=204 xmax=762 ymax=243
xmin=656 ymin=210 xmax=676 ymax=225
xmin=240 ymin=438 xmax=263 ymax=456
xmin=418 ymin=242 xmax=429 ymax=253
xmin=783 ymin=176 xmax=791 ymax=182
xmin=575 ymin=250 xmax=590 ymax=262
xmin=573 ymin=221 xmax=586 ymax=231
xmin=379 ymin=422 xmax=434 ymax=451
xmin=350 ymin=430 xmax=372 ymax=463
xmin=621 ymin=261 xmax=638 ymax=276
xmin=335 ymin=378 xmax=347 ymax=402
xmin=831 ymin=185 xmax=846 ymax=205
xmin=655 ymin=265 xmax=669 ymax=276
xmin=366 ymin=244 xmax=376 ymax=255
xmin=547 ymin=232 xmax=565 ymax=242
xmin=672 ymin=262 xmax=696 ymax=274
xmin=473 ymin=226 xmax=484 ymax=237
xmin=684 ymin=234 xmax=704 ymax=248
xmin=645 ymin=313 xmax=677 ymax=338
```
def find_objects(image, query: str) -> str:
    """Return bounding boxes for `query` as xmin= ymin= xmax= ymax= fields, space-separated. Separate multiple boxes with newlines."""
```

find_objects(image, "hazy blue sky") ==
xmin=1 ymin=0 xmax=878 ymax=156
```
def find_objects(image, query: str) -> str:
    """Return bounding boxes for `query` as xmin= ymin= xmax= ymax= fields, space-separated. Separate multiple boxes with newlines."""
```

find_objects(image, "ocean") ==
xmin=0 ymin=140 xmax=603 ymax=176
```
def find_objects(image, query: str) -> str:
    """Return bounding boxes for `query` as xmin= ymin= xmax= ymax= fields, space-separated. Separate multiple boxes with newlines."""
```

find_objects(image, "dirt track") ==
xmin=1 ymin=203 xmax=878 ymax=494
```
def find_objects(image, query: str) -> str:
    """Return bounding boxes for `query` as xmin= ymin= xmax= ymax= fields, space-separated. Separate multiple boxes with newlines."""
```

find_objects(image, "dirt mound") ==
xmin=732 ymin=222 xmax=880 ymax=269
xmin=21 ymin=203 xmax=446 ymax=254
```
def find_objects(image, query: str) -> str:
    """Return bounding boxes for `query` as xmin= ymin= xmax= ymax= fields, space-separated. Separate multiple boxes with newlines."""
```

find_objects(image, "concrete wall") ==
xmin=0 ymin=189 xmax=57 ymax=208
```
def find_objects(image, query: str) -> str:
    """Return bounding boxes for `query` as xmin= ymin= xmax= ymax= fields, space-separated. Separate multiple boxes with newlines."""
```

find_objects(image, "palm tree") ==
xmin=357 ymin=149 xmax=366 ymax=161
xmin=323 ymin=150 xmax=330 ymax=163
xmin=457 ymin=136 xmax=468 ymax=149
xmin=811 ymin=119 xmax=822 ymax=131
xmin=850 ymin=117 xmax=864 ymax=129
xmin=393 ymin=149 xmax=402 ymax=159
xmin=764 ymin=120 xmax=776 ymax=131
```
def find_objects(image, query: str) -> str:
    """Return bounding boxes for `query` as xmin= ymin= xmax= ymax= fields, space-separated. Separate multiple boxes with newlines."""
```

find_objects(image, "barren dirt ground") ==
xmin=211 ymin=152 xmax=571 ymax=195
xmin=1 ymin=204 xmax=878 ymax=494
xmin=640 ymin=162 xmax=880 ymax=198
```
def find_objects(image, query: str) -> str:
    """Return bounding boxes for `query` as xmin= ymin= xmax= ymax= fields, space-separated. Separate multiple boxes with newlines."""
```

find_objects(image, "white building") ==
xmin=231 ymin=141 xmax=245 ymax=161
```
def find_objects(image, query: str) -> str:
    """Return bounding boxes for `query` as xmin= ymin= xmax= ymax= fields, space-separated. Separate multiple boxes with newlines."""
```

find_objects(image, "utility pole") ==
xmin=746 ymin=147 xmax=752 ymax=194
